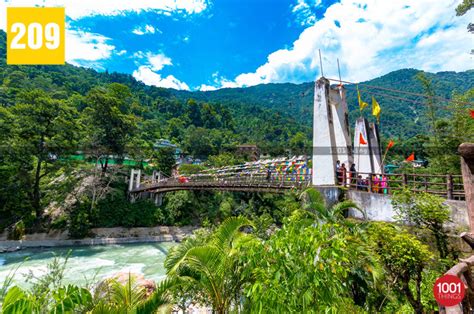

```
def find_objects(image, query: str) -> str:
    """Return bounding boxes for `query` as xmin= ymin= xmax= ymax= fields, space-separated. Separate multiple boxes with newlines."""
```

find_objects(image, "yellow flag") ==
xmin=372 ymin=96 xmax=381 ymax=121
xmin=357 ymin=86 xmax=368 ymax=111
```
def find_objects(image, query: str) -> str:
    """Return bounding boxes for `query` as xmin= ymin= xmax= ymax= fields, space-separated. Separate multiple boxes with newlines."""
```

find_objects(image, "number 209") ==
xmin=10 ymin=22 xmax=60 ymax=50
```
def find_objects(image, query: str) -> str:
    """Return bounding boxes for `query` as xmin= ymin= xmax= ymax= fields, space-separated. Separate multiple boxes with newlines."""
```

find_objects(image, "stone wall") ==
xmin=346 ymin=190 xmax=470 ymax=229
xmin=0 ymin=226 xmax=197 ymax=250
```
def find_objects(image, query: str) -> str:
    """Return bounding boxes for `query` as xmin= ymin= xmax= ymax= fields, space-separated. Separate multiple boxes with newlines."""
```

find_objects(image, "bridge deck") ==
xmin=131 ymin=177 xmax=310 ymax=194
xmin=129 ymin=171 xmax=465 ymax=201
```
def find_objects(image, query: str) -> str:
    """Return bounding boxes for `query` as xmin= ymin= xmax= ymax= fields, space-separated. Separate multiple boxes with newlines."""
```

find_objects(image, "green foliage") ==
xmin=206 ymin=152 xmax=244 ymax=168
xmin=152 ymin=147 xmax=176 ymax=176
xmin=456 ymin=0 xmax=473 ymax=16
xmin=50 ymin=285 xmax=93 ymax=313
xmin=1 ymin=286 xmax=35 ymax=314
xmin=3 ymin=89 xmax=81 ymax=217
xmin=165 ymin=216 xmax=254 ymax=314
xmin=68 ymin=199 xmax=93 ymax=239
xmin=94 ymin=197 xmax=164 ymax=228
xmin=368 ymin=222 xmax=434 ymax=313
xmin=240 ymin=210 xmax=363 ymax=312
xmin=8 ymin=220 xmax=25 ymax=240
xmin=1 ymin=264 xmax=171 ymax=314
xmin=178 ymin=163 xmax=206 ymax=175
xmin=83 ymin=84 xmax=138 ymax=172
xmin=392 ymin=189 xmax=452 ymax=259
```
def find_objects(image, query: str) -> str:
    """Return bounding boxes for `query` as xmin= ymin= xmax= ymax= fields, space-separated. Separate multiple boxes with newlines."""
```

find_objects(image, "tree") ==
xmin=83 ymin=84 xmax=138 ymax=172
xmin=183 ymin=126 xmax=216 ymax=158
xmin=289 ymin=131 xmax=309 ymax=155
xmin=0 ymin=106 xmax=34 ymax=224
xmin=240 ymin=209 xmax=374 ymax=312
xmin=429 ymin=89 xmax=474 ymax=173
xmin=455 ymin=1 xmax=473 ymax=54
xmin=207 ymin=152 xmax=243 ymax=168
xmin=153 ymin=147 xmax=176 ymax=177
xmin=392 ymin=189 xmax=451 ymax=259
xmin=186 ymin=99 xmax=202 ymax=126
xmin=456 ymin=0 xmax=473 ymax=15
xmin=368 ymin=223 xmax=433 ymax=314
xmin=165 ymin=217 xmax=254 ymax=314
xmin=10 ymin=90 xmax=81 ymax=216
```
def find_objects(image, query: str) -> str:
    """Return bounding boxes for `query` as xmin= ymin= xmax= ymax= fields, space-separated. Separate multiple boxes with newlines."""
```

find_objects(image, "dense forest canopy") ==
xmin=0 ymin=29 xmax=472 ymax=152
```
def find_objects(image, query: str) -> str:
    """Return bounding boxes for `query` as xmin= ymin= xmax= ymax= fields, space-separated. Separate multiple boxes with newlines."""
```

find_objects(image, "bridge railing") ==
xmin=439 ymin=255 xmax=474 ymax=313
xmin=180 ymin=173 xmax=310 ymax=186
xmin=342 ymin=172 xmax=465 ymax=200
xmin=134 ymin=173 xmax=312 ymax=192
xmin=134 ymin=170 xmax=464 ymax=200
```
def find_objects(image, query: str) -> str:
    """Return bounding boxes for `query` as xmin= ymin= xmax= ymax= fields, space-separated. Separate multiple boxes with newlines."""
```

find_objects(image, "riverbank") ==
xmin=0 ymin=226 xmax=197 ymax=250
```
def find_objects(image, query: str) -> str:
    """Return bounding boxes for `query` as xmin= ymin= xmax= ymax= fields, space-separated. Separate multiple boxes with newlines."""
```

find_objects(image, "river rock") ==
xmin=96 ymin=272 xmax=156 ymax=298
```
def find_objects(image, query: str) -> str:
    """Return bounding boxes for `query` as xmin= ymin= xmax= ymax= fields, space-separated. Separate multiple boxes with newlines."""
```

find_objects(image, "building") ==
xmin=153 ymin=139 xmax=182 ymax=160
xmin=236 ymin=144 xmax=259 ymax=161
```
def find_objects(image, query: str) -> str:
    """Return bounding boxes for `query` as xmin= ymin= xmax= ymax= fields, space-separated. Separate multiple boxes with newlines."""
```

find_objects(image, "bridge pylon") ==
xmin=353 ymin=117 xmax=383 ymax=174
xmin=128 ymin=169 xmax=141 ymax=192
xmin=312 ymin=77 xmax=353 ymax=185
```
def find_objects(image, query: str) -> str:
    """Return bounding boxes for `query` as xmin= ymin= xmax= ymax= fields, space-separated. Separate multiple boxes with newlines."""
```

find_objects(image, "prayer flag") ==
xmin=387 ymin=140 xmax=394 ymax=150
xmin=372 ymin=96 xmax=381 ymax=121
xmin=357 ymin=86 xmax=368 ymax=111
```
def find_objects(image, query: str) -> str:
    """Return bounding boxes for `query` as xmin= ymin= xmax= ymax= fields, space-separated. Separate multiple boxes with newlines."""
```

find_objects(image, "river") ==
xmin=0 ymin=242 xmax=176 ymax=289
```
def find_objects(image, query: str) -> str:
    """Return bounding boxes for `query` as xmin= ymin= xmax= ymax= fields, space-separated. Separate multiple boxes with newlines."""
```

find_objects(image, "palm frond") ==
xmin=211 ymin=216 xmax=253 ymax=252
xmin=136 ymin=277 xmax=176 ymax=314
xmin=165 ymin=237 xmax=204 ymax=274
xmin=332 ymin=200 xmax=366 ymax=220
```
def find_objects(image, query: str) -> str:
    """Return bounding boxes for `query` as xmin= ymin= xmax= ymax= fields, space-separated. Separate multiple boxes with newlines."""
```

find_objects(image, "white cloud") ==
xmin=198 ymin=84 xmax=218 ymax=91
xmin=132 ymin=51 xmax=189 ymax=90
xmin=133 ymin=51 xmax=173 ymax=71
xmin=214 ymin=0 xmax=472 ymax=89
xmin=0 ymin=1 xmax=206 ymax=69
xmin=132 ymin=25 xmax=157 ymax=35
xmin=66 ymin=30 xmax=115 ymax=68
xmin=133 ymin=66 xmax=189 ymax=90
xmin=292 ymin=0 xmax=322 ymax=26
xmin=0 ymin=0 xmax=209 ymax=23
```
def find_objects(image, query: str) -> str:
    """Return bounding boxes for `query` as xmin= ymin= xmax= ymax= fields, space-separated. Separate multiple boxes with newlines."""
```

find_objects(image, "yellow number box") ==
xmin=7 ymin=7 xmax=65 ymax=65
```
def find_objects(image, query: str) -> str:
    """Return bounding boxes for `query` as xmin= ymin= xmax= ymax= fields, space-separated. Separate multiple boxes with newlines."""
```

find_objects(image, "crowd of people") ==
xmin=335 ymin=160 xmax=389 ymax=194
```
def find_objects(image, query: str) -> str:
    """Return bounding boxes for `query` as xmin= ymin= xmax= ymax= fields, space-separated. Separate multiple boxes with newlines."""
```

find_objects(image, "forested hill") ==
xmin=0 ymin=29 xmax=472 ymax=146
xmin=172 ymin=69 xmax=474 ymax=137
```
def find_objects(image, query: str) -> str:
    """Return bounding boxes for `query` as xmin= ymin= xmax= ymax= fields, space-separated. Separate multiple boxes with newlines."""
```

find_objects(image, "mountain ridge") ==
xmin=0 ymin=30 xmax=472 ymax=142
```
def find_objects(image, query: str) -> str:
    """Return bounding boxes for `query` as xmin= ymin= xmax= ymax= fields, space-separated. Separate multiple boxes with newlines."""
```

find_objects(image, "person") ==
xmin=356 ymin=175 xmax=364 ymax=190
xmin=335 ymin=160 xmax=341 ymax=184
xmin=340 ymin=163 xmax=347 ymax=187
xmin=266 ymin=168 xmax=271 ymax=182
xmin=349 ymin=163 xmax=357 ymax=187
xmin=373 ymin=175 xmax=380 ymax=193
xmin=381 ymin=175 xmax=388 ymax=194
xmin=364 ymin=176 xmax=370 ymax=191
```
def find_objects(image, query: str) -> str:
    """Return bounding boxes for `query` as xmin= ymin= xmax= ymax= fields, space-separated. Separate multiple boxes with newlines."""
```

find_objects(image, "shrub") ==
xmin=8 ymin=220 xmax=25 ymax=240
xmin=68 ymin=200 xmax=93 ymax=239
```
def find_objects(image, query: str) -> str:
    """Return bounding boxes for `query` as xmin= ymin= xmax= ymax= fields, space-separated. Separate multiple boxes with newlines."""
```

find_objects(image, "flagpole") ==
xmin=357 ymin=140 xmax=361 ymax=174
xmin=381 ymin=146 xmax=390 ymax=168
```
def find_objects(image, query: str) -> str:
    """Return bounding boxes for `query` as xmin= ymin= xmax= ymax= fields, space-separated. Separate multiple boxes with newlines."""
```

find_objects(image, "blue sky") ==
xmin=1 ymin=0 xmax=472 ymax=90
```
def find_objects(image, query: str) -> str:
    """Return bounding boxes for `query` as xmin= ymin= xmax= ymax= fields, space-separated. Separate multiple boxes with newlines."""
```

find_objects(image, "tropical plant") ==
xmin=299 ymin=187 xmax=366 ymax=222
xmin=165 ymin=216 xmax=254 ymax=314
xmin=239 ymin=209 xmax=377 ymax=312
xmin=1 ymin=284 xmax=93 ymax=314
xmin=92 ymin=273 xmax=173 ymax=313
